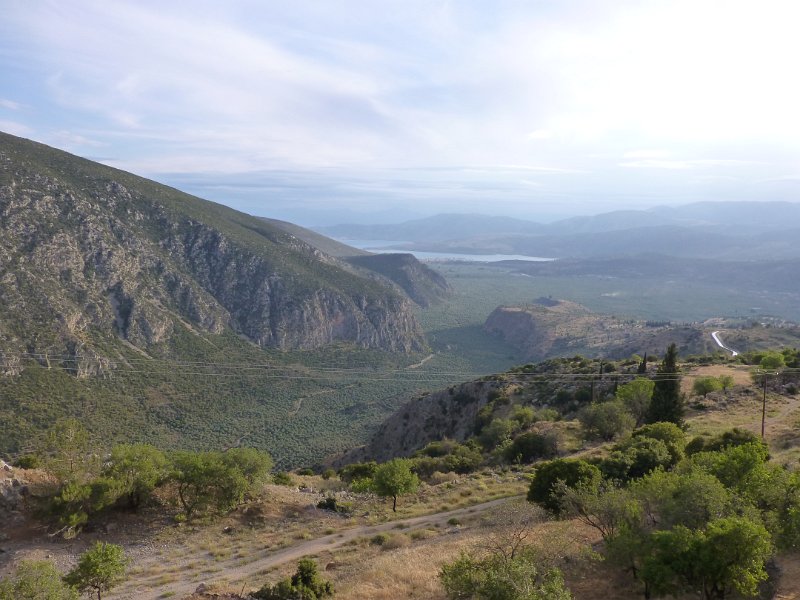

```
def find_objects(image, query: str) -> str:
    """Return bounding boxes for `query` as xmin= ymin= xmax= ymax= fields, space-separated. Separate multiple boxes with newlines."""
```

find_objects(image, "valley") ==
xmin=2 ymin=129 xmax=800 ymax=600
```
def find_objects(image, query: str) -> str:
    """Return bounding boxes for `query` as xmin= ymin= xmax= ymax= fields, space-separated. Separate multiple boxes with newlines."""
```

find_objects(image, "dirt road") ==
xmin=110 ymin=496 xmax=517 ymax=599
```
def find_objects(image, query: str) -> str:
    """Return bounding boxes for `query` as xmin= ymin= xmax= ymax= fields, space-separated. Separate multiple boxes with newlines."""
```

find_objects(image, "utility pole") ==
xmin=761 ymin=372 xmax=768 ymax=439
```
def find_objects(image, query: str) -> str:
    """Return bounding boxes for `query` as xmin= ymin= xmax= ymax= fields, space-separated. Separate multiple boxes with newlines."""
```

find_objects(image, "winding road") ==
xmin=711 ymin=330 xmax=739 ymax=357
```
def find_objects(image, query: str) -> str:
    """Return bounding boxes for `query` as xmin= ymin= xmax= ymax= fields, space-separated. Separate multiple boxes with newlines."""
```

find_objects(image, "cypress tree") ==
xmin=646 ymin=344 xmax=684 ymax=425
xmin=637 ymin=352 xmax=648 ymax=374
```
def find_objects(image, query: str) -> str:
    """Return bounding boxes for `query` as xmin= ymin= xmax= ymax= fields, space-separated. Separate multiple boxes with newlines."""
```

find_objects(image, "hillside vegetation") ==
xmin=5 ymin=348 xmax=800 ymax=599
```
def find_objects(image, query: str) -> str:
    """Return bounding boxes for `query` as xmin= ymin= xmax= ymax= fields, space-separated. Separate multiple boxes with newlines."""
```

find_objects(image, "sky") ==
xmin=3 ymin=0 xmax=800 ymax=225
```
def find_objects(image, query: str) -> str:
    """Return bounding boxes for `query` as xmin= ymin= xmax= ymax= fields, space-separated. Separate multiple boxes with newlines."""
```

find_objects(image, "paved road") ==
xmin=711 ymin=330 xmax=739 ymax=356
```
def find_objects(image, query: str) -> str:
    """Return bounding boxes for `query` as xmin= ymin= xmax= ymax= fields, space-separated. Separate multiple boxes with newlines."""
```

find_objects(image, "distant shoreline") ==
xmin=339 ymin=238 xmax=555 ymax=263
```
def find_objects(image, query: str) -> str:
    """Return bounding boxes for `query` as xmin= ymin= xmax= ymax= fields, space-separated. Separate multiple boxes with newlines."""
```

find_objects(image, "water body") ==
xmin=340 ymin=239 xmax=554 ymax=263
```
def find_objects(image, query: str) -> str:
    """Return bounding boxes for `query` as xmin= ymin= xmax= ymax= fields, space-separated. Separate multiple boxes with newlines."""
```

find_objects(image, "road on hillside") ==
xmin=711 ymin=330 xmax=739 ymax=357
xmin=110 ymin=496 xmax=518 ymax=600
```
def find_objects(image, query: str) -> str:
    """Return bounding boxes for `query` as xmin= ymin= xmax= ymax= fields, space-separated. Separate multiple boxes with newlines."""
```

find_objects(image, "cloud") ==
xmin=1 ymin=0 xmax=799 ymax=218
xmin=0 ymin=99 xmax=22 ymax=110
xmin=620 ymin=159 xmax=759 ymax=170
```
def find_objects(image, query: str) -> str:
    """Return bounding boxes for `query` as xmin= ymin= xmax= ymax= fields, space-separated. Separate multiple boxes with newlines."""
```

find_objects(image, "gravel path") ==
xmin=109 ymin=496 xmax=517 ymax=599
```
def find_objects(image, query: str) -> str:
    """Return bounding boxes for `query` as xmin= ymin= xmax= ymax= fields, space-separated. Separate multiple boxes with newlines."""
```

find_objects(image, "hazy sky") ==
xmin=3 ymin=0 xmax=800 ymax=224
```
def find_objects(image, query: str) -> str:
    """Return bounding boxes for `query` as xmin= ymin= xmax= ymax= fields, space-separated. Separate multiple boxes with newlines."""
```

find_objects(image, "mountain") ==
xmin=345 ymin=253 xmax=451 ymax=307
xmin=315 ymin=213 xmax=543 ymax=243
xmin=0 ymin=132 xmax=425 ymax=364
xmin=317 ymin=202 xmax=800 ymax=259
xmin=0 ymin=132 xmax=441 ymax=466
xmin=266 ymin=218 xmax=451 ymax=307
xmin=262 ymin=217 xmax=370 ymax=258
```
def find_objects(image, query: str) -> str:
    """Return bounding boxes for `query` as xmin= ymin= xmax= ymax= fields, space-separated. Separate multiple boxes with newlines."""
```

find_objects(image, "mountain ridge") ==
xmin=0 ymin=131 xmax=426 ymax=362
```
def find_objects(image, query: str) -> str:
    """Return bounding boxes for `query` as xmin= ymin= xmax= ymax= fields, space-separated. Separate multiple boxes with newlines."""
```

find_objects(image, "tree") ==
xmin=170 ymin=451 xmax=249 ymax=517
xmin=527 ymin=459 xmax=601 ymax=514
xmin=631 ymin=469 xmax=731 ymax=531
xmin=103 ymin=444 xmax=168 ymax=510
xmin=632 ymin=422 xmax=686 ymax=466
xmin=372 ymin=458 xmax=419 ymax=512
xmin=759 ymin=352 xmax=786 ymax=370
xmin=440 ymin=502 xmax=571 ymax=600
xmin=718 ymin=375 xmax=734 ymax=391
xmin=578 ymin=400 xmax=635 ymax=441
xmin=693 ymin=377 xmax=722 ymax=398
xmin=40 ymin=418 xmax=96 ymax=483
xmin=0 ymin=560 xmax=77 ymax=600
xmin=646 ymin=344 xmax=684 ymax=425
xmin=559 ymin=483 xmax=641 ymax=541
xmin=616 ymin=378 xmax=654 ymax=427
xmin=253 ymin=558 xmax=333 ymax=599
xmin=440 ymin=550 xmax=572 ymax=600
xmin=479 ymin=418 xmax=519 ymax=450
xmin=600 ymin=438 xmax=673 ymax=482
xmin=641 ymin=517 xmax=771 ymax=600
xmin=221 ymin=447 xmax=273 ymax=489
xmin=64 ymin=542 xmax=127 ymax=600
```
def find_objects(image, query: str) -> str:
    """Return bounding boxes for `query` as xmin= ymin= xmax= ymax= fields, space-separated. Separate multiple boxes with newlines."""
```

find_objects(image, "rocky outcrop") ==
xmin=335 ymin=380 xmax=501 ymax=465
xmin=0 ymin=132 xmax=426 ymax=367
xmin=484 ymin=301 xmax=713 ymax=360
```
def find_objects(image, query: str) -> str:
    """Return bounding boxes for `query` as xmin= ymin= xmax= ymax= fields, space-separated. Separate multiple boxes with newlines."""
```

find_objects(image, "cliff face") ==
xmin=0 ymin=132 xmax=425 ymax=366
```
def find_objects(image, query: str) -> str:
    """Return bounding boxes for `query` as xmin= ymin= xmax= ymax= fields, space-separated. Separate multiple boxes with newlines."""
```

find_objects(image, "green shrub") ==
xmin=338 ymin=461 xmax=377 ymax=484
xmin=527 ymin=459 xmax=601 ymax=514
xmin=272 ymin=471 xmax=293 ymax=486
xmin=578 ymin=401 xmax=635 ymax=441
xmin=0 ymin=560 xmax=77 ymax=600
xmin=253 ymin=558 xmax=333 ymax=599
xmin=14 ymin=455 xmax=41 ymax=470
xmin=504 ymin=432 xmax=558 ymax=464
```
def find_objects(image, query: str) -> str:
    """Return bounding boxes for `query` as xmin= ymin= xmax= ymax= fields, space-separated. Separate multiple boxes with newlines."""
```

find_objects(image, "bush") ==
xmin=527 ymin=459 xmax=601 ymax=514
xmin=316 ymin=496 xmax=352 ymax=515
xmin=380 ymin=533 xmax=411 ymax=550
xmin=338 ymin=461 xmax=377 ymax=484
xmin=479 ymin=418 xmax=519 ymax=450
xmin=440 ymin=550 xmax=572 ymax=600
xmin=14 ymin=455 xmax=41 ymax=470
xmin=0 ymin=560 xmax=77 ymax=600
xmin=272 ymin=471 xmax=293 ymax=486
xmin=600 ymin=438 xmax=672 ymax=482
xmin=504 ymin=432 xmax=558 ymax=464
xmin=686 ymin=428 xmax=763 ymax=456
xmin=253 ymin=558 xmax=333 ymax=599
xmin=631 ymin=422 xmax=686 ymax=465
xmin=578 ymin=401 xmax=635 ymax=441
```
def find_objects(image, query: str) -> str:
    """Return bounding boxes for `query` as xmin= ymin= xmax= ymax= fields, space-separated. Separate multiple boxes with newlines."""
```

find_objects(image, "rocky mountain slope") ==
xmin=0 ymin=132 xmax=426 ymax=368
xmin=345 ymin=253 xmax=451 ymax=308
xmin=483 ymin=299 xmax=710 ymax=360
xmin=265 ymin=219 xmax=451 ymax=307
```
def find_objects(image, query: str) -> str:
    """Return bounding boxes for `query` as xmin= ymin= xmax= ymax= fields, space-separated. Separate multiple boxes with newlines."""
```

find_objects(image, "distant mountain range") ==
xmin=316 ymin=202 xmax=800 ymax=259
